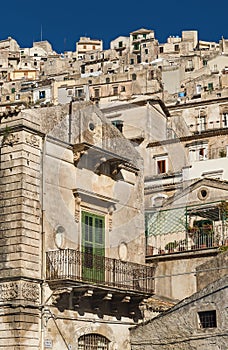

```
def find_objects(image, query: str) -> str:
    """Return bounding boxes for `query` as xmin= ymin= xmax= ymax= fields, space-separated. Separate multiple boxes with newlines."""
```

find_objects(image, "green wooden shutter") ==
xmin=81 ymin=211 xmax=105 ymax=282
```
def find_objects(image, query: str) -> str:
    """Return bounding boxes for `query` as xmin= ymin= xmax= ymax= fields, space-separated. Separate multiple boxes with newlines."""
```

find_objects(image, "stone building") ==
xmin=130 ymin=252 xmax=228 ymax=350
xmin=100 ymin=94 xmax=228 ymax=301
xmin=0 ymin=101 xmax=156 ymax=349
xmin=76 ymin=37 xmax=103 ymax=60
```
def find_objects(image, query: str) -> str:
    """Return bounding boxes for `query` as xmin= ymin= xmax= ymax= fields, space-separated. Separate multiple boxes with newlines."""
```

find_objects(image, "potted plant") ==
xmin=219 ymin=149 xmax=226 ymax=158
xmin=165 ymin=241 xmax=178 ymax=253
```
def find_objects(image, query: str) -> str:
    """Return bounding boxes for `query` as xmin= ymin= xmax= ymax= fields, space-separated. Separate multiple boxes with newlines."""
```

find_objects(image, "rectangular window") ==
xmin=208 ymin=83 xmax=213 ymax=91
xmin=118 ymin=41 xmax=123 ymax=48
xmin=198 ymin=310 xmax=217 ymax=328
xmin=199 ymin=116 xmax=206 ymax=132
xmin=113 ymin=86 xmax=118 ymax=95
xmin=76 ymin=89 xmax=84 ymax=98
xmin=160 ymin=47 xmax=164 ymax=53
xmin=223 ymin=113 xmax=228 ymax=127
xmin=39 ymin=90 xmax=46 ymax=99
xmin=94 ymin=89 xmax=100 ymax=98
xmin=157 ymin=159 xmax=167 ymax=174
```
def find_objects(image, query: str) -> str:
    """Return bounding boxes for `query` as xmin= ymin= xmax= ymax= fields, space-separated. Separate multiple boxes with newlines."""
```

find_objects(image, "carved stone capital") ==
xmin=25 ymin=134 xmax=40 ymax=147
xmin=0 ymin=282 xmax=19 ymax=301
xmin=3 ymin=133 xmax=20 ymax=147
xmin=22 ymin=282 xmax=40 ymax=302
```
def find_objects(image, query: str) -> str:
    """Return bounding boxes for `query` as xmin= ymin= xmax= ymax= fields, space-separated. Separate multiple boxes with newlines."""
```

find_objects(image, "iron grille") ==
xmin=198 ymin=310 xmax=217 ymax=328
xmin=78 ymin=334 xmax=109 ymax=350
xmin=46 ymin=249 xmax=155 ymax=294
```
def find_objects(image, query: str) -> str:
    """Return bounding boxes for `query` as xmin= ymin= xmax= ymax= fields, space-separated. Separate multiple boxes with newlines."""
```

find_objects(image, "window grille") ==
xmin=78 ymin=334 xmax=109 ymax=350
xmin=198 ymin=310 xmax=217 ymax=328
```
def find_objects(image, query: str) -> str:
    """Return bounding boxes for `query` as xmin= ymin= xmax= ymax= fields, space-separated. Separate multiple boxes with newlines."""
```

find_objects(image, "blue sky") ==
xmin=1 ymin=0 xmax=227 ymax=53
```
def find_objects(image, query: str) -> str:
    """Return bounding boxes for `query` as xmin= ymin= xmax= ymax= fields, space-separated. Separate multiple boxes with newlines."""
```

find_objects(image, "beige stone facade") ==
xmin=0 ymin=101 xmax=156 ymax=349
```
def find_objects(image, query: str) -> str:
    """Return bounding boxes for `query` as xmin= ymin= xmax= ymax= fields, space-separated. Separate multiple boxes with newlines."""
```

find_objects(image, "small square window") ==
xmin=198 ymin=310 xmax=217 ymax=328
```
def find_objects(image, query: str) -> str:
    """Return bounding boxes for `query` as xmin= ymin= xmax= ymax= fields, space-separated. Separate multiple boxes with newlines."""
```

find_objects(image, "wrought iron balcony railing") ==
xmin=46 ymin=249 xmax=155 ymax=294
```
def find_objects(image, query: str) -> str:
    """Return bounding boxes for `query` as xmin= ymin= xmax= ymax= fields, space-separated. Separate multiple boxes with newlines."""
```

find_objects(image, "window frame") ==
xmin=198 ymin=310 xmax=217 ymax=329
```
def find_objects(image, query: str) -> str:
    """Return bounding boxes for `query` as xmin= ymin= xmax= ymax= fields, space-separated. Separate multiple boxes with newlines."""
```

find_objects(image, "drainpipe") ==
xmin=68 ymin=100 xmax=73 ymax=144
xmin=40 ymin=134 xmax=47 ymax=350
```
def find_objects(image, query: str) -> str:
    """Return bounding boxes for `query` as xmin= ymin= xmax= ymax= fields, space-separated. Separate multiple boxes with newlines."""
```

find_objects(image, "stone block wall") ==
xmin=0 ymin=112 xmax=42 ymax=348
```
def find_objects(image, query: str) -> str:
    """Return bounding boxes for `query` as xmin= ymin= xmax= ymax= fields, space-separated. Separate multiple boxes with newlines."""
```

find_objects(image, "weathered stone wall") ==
xmin=42 ymin=310 xmax=133 ymax=350
xmin=0 ymin=111 xmax=42 ymax=348
xmin=196 ymin=250 xmax=228 ymax=291
xmin=130 ymin=275 xmax=228 ymax=350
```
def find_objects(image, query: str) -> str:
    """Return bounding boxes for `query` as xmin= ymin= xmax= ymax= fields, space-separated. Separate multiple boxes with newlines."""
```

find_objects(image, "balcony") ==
xmin=46 ymin=249 xmax=155 ymax=320
xmin=146 ymin=202 xmax=228 ymax=258
xmin=46 ymin=249 xmax=154 ymax=294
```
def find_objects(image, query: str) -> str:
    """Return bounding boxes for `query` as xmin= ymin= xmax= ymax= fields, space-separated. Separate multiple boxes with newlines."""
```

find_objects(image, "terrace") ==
xmin=146 ymin=201 xmax=228 ymax=257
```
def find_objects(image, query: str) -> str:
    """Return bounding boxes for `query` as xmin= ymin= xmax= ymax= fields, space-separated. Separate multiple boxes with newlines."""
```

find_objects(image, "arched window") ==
xmin=78 ymin=334 xmax=109 ymax=350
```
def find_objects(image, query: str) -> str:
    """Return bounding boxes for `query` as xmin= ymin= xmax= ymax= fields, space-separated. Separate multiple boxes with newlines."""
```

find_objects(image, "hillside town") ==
xmin=0 ymin=28 xmax=228 ymax=349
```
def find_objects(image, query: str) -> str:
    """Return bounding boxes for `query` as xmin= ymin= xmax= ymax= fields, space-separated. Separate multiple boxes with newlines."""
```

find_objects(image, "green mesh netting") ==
xmin=146 ymin=207 xmax=186 ymax=236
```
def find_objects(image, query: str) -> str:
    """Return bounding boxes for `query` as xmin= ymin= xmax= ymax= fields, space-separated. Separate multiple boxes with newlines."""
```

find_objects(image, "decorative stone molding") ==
xmin=74 ymin=194 xmax=81 ymax=223
xmin=0 ymin=282 xmax=19 ymax=301
xmin=25 ymin=134 xmax=40 ymax=147
xmin=22 ymin=282 xmax=40 ymax=302
xmin=2 ymin=133 xmax=20 ymax=147
xmin=108 ymin=213 xmax=113 ymax=232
